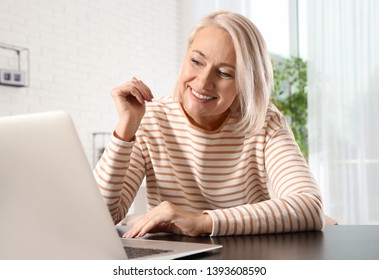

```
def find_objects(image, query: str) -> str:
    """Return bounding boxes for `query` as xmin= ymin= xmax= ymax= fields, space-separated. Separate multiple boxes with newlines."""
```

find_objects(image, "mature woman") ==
xmin=94 ymin=11 xmax=324 ymax=237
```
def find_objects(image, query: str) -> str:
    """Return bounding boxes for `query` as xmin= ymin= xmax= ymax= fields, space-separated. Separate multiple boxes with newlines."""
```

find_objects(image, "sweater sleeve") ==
xmin=93 ymin=132 xmax=146 ymax=224
xmin=204 ymin=115 xmax=325 ymax=236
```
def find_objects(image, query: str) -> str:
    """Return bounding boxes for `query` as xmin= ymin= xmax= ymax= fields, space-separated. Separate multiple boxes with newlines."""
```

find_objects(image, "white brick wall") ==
xmin=0 ymin=0 xmax=183 ymax=166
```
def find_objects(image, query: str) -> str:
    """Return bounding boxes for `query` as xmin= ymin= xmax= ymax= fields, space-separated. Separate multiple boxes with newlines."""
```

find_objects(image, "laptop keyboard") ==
xmin=123 ymin=246 xmax=173 ymax=259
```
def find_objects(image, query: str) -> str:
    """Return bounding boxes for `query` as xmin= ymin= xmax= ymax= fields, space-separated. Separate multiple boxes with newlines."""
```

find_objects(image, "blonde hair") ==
xmin=175 ymin=11 xmax=273 ymax=134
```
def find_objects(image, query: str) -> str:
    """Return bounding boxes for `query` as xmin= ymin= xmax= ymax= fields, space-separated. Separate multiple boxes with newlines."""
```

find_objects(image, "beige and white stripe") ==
xmin=94 ymin=96 xmax=324 ymax=236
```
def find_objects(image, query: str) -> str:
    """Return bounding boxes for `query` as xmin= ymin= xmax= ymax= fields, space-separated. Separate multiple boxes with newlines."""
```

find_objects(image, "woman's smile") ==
xmin=190 ymin=87 xmax=217 ymax=101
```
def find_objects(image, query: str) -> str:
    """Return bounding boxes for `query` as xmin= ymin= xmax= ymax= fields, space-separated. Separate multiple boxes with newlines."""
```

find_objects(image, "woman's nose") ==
xmin=196 ymin=68 xmax=214 ymax=90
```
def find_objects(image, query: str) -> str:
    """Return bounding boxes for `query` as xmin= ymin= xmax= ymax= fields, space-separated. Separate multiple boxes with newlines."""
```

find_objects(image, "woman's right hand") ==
xmin=111 ymin=77 xmax=154 ymax=142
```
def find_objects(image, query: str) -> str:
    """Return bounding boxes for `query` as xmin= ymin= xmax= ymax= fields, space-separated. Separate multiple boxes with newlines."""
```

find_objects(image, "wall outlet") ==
xmin=0 ymin=69 xmax=27 ymax=87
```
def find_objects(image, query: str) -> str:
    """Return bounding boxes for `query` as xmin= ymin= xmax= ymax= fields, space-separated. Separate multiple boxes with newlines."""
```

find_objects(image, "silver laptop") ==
xmin=0 ymin=111 xmax=221 ymax=260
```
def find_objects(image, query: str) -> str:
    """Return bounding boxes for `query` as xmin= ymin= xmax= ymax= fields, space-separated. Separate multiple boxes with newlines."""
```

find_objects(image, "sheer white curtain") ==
xmin=307 ymin=0 xmax=379 ymax=224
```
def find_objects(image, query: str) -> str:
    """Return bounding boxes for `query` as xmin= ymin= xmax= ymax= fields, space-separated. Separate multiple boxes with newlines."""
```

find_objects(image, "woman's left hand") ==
xmin=123 ymin=201 xmax=212 ymax=238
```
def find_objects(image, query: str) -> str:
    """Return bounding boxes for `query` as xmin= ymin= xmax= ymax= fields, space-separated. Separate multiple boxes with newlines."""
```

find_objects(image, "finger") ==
xmin=123 ymin=224 xmax=147 ymax=238
xmin=138 ymin=80 xmax=154 ymax=101
xmin=133 ymin=82 xmax=153 ymax=102
xmin=111 ymin=81 xmax=135 ymax=97
xmin=130 ymin=88 xmax=145 ymax=104
xmin=135 ymin=219 xmax=161 ymax=238
xmin=123 ymin=230 xmax=134 ymax=238
xmin=132 ymin=77 xmax=154 ymax=101
xmin=123 ymin=216 xmax=151 ymax=238
xmin=123 ymin=202 xmax=178 ymax=238
xmin=124 ymin=213 xmax=165 ymax=238
xmin=113 ymin=78 xmax=153 ymax=102
xmin=124 ymin=222 xmax=147 ymax=238
xmin=123 ymin=226 xmax=142 ymax=238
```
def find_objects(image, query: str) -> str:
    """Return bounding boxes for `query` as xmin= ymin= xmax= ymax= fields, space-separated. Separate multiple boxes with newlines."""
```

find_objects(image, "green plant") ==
xmin=272 ymin=56 xmax=308 ymax=160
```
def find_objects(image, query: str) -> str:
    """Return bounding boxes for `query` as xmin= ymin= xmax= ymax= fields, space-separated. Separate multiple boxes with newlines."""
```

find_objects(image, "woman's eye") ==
xmin=191 ymin=58 xmax=201 ymax=65
xmin=218 ymin=71 xmax=233 ymax=78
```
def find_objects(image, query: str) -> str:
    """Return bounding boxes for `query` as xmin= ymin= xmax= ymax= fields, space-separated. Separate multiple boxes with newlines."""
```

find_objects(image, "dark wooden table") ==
xmin=146 ymin=225 xmax=379 ymax=260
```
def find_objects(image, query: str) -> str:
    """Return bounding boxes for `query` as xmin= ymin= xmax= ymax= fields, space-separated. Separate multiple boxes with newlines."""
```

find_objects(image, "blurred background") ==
xmin=1 ymin=0 xmax=378 ymax=225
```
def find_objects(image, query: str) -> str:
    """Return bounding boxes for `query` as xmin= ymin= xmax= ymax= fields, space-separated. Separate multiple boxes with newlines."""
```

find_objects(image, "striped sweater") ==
xmin=94 ymin=96 xmax=324 ymax=236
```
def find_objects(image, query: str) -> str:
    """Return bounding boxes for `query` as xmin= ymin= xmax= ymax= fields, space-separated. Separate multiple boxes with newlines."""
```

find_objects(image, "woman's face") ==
xmin=178 ymin=26 xmax=237 ymax=130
